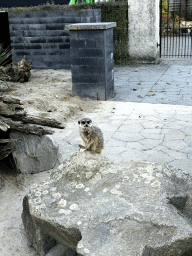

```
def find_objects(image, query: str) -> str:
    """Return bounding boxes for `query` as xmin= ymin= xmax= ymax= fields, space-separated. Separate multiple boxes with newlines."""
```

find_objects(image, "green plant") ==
xmin=45 ymin=0 xmax=55 ymax=6
xmin=68 ymin=1 xmax=129 ymax=64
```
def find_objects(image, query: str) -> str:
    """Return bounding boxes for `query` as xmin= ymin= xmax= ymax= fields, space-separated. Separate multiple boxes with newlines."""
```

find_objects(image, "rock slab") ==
xmin=10 ymin=131 xmax=58 ymax=174
xmin=22 ymin=151 xmax=192 ymax=255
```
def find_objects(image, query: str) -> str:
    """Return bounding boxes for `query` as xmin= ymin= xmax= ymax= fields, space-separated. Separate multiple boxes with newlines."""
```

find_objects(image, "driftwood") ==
xmin=0 ymin=56 xmax=33 ymax=83
xmin=0 ymin=101 xmax=26 ymax=118
xmin=0 ymin=96 xmax=65 ymax=160
xmin=18 ymin=115 xmax=65 ymax=129
xmin=0 ymin=116 xmax=55 ymax=136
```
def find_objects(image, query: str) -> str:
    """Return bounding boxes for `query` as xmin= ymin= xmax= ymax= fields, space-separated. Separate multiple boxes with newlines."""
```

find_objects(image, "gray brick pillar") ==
xmin=66 ymin=22 xmax=116 ymax=101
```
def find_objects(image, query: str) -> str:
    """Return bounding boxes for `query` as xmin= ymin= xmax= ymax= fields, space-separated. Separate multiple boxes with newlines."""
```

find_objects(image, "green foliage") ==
xmin=69 ymin=1 xmax=129 ymax=64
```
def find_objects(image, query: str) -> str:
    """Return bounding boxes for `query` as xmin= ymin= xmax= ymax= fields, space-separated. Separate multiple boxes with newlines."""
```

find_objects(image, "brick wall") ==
xmin=8 ymin=9 xmax=101 ymax=69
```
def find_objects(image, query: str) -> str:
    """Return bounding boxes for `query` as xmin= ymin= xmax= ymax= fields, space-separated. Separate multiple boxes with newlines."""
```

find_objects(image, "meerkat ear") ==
xmin=78 ymin=121 xmax=80 ymax=124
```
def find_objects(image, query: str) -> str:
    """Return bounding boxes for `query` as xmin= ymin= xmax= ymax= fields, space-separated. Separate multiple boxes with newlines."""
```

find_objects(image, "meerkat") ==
xmin=78 ymin=117 xmax=104 ymax=154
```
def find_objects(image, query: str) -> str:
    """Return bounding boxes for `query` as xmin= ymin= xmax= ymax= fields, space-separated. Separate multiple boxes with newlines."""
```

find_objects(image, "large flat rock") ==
xmin=22 ymin=151 xmax=192 ymax=255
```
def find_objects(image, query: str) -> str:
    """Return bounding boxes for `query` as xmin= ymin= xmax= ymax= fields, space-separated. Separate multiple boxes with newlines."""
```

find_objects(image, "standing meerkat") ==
xmin=78 ymin=117 xmax=104 ymax=154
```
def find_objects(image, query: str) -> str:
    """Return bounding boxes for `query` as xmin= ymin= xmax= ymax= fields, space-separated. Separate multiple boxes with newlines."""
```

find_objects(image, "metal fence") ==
xmin=160 ymin=0 xmax=192 ymax=57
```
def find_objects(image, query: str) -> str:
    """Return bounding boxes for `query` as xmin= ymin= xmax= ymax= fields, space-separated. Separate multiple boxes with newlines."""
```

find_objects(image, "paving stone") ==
xmin=146 ymin=149 xmax=174 ymax=164
xmin=105 ymin=138 xmax=127 ymax=147
xmin=169 ymin=159 xmax=192 ymax=175
xmin=139 ymin=139 xmax=163 ymax=149
xmin=121 ymin=149 xmax=150 ymax=162
xmin=140 ymin=128 xmax=163 ymax=136
xmin=184 ymin=136 xmax=192 ymax=145
xmin=180 ymin=147 xmax=192 ymax=154
xmin=99 ymin=123 xmax=120 ymax=132
xmin=117 ymin=124 xmax=143 ymax=133
xmin=164 ymin=132 xmax=186 ymax=141
xmin=159 ymin=148 xmax=187 ymax=160
xmin=126 ymin=141 xmax=149 ymax=151
xmin=181 ymin=127 xmax=192 ymax=136
xmin=162 ymin=140 xmax=189 ymax=151
xmin=112 ymin=132 xmax=144 ymax=142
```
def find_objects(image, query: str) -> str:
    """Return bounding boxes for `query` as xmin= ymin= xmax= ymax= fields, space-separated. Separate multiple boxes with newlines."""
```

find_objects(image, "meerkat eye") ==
xmin=82 ymin=121 xmax=85 ymax=125
xmin=87 ymin=121 xmax=90 ymax=124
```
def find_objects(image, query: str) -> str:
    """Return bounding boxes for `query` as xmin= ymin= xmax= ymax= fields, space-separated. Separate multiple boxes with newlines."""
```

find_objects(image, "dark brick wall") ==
xmin=0 ymin=0 xmax=70 ymax=8
xmin=8 ymin=9 xmax=101 ymax=69
xmin=70 ymin=27 xmax=114 ymax=100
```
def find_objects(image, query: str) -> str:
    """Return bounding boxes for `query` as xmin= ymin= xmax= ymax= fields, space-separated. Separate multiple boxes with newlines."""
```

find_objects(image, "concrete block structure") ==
xmin=66 ymin=22 xmax=116 ymax=101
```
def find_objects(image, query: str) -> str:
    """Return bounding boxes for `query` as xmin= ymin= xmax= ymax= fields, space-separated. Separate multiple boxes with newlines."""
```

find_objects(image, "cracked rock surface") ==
xmin=23 ymin=151 xmax=192 ymax=256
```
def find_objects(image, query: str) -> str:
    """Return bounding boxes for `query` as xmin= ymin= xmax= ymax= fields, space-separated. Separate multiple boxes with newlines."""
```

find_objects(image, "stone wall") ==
xmin=8 ymin=9 xmax=101 ymax=69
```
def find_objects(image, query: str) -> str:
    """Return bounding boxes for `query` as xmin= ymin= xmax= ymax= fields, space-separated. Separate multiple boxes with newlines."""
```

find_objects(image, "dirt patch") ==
xmin=0 ymin=69 xmax=101 ymax=124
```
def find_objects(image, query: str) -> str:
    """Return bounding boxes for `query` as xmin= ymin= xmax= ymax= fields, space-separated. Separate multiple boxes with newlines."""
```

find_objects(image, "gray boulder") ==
xmin=10 ymin=131 xmax=59 ymax=174
xmin=22 ymin=151 xmax=192 ymax=255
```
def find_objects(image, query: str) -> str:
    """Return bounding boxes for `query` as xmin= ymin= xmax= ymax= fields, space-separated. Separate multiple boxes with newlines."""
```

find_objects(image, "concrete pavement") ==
xmin=53 ymin=59 xmax=192 ymax=176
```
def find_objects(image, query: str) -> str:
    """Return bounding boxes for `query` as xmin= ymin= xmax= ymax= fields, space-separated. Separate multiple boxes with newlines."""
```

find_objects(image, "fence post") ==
xmin=128 ymin=0 xmax=159 ymax=63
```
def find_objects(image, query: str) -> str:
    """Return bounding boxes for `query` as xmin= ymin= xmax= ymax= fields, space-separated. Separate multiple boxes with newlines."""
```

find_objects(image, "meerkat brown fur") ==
xmin=78 ymin=118 xmax=104 ymax=154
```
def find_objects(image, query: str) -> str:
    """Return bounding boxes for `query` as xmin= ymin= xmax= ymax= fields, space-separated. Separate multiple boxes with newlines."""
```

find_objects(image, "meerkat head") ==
xmin=78 ymin=118 xmax=92 ymax=128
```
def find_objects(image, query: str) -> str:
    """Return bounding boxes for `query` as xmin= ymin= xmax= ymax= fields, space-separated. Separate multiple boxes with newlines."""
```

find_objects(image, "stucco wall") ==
xmin=128 ymin=0 xmax=159 ymax=63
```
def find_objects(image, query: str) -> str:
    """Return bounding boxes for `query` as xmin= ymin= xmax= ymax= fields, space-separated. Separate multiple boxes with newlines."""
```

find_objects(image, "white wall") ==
xmin=128 ymin=0 xmax=159 ymax=63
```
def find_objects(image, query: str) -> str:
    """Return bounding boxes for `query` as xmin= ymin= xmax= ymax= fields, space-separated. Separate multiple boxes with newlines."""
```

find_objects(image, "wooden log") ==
xmin=0 ymin=96 xmax=22 ymax=105
xmin=0 ymin=116 xmax=54 ymax=136
xmin=0 ymin=102 xmax=26 ymax=118
xmin=0 ymin=96 xmax=64 ymax=129
xmin=20 ymin=115 xmax=65 ymax=129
